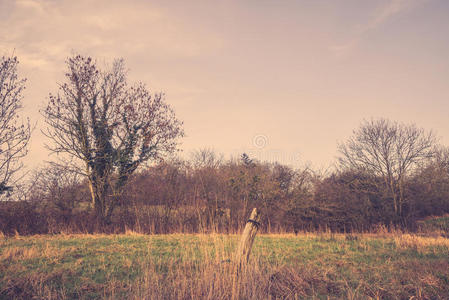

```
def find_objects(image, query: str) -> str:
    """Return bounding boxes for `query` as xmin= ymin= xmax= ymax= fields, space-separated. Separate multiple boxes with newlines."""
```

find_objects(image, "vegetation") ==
xmin=42 ymin=55 xmax=183 ymax=226
xmin=0 ymin=56 xmax=31 ymax=195
xmin=417 ymin=215 xmax=449 ymax=235
xmin=338 ymin=118 xmax=436 ymax=221
xmin=0 ymin=54 xmax=447 ymax=235
xmin=1 ymin=232 xmax=448 ymax=299
xmin=1 ymin=147 xmax=448 ymax=235
xmin=1 ymin=53 xmax=449 ymax=298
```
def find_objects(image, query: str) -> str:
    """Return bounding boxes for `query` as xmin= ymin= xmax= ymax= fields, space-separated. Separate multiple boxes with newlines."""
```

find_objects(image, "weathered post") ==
xmin=235 ymin=208 xmax=261 ymax=267
xmin=232 ymin=208 xmax=261 ymax=300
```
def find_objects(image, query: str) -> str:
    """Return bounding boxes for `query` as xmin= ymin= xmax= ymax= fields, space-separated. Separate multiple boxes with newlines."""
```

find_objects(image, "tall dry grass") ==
xmin=1 ymin=232 xmax=449 ymax=299
xmin=129 ymin=234 xmax=341 ymax=300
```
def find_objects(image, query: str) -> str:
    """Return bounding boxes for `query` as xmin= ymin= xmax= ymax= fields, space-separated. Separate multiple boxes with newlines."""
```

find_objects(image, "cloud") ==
xmin=15 ymin=0 xmax=46 ymax=13
xmin=329 ymin=40 xmax=358 ymax=57
xmin=367 ymin=0 xmax=418 ymax=30
xmin=0 ymin=0 xmax=224 ymax=69
xmin=329 ymin=0 xmax=426 ymax=57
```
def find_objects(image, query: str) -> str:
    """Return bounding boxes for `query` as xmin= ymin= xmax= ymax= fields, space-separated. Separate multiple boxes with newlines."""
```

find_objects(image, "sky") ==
xmin=1 ymin=0 xmax=448 ymax=171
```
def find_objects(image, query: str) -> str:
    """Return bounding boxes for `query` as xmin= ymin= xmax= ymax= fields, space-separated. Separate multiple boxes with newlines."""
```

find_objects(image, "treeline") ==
xmin=1 ymin=54 xmax=449 ymax=235
xmin=1 ymin=147 xmax=448 ymax=235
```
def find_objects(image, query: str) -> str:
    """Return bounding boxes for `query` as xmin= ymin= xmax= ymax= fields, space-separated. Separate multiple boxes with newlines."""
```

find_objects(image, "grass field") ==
xmin=418 ymin=214 xmax=449 ymax=234
xmin=1 ymin=232 xmax=449 ymax=299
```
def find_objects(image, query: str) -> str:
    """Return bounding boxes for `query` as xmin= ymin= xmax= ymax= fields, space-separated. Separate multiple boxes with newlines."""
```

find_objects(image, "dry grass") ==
xmin=129 ymin=234 xmax=344 ymax=300
xmin=394 ymin=233 xmax=449 ymax=253
xmin=0 ymin=232 xmax=449 ymax=299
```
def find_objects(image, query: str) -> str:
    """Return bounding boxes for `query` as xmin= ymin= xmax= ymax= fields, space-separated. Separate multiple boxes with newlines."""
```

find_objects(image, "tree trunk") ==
xmin=88 ymin=180 xmax=109 ymax=230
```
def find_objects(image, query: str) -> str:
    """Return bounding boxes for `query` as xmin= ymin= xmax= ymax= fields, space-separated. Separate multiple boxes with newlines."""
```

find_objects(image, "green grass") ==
xmin=1 ymin=233 xmax=449 ymax=299
xmin=418 ymin=214 xmax=449 ymax=233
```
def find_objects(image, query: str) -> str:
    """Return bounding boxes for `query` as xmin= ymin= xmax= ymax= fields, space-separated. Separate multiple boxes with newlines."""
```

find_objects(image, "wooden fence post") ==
xmin=232 ymin=208 xmax=261 ymax=300
xmin=235 ymin=208 xmax=261 ymax=267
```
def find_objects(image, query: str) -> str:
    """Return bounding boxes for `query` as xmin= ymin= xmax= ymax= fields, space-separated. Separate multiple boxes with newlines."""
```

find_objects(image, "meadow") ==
xmin=1 ymin=231 xmax=449 ymax=299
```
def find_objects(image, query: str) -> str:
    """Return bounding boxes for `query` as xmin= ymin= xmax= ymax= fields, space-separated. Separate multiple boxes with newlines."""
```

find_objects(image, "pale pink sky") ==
xmin=1 ymin=0 xmax=448 ymax=170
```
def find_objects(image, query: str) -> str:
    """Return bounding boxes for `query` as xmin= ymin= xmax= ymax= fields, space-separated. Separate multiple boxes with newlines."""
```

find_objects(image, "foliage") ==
xmin=42 ymin=55 xmax=183 ymax=225
xmin=2 ymin=148 xmax=449 ymax=234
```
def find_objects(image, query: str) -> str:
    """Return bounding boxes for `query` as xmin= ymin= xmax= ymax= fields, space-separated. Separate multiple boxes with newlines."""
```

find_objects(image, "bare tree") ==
xmin=42 ymin=55 xmax=184 ymax=225
xmin=29 ymin=163 xmax=83 ymax=211
xmin=0 ymin=56 xmax=31 ymax=196
xmin=338 ymin=118 xmax=436 ymax=218
xmin=190 ymin=148 xmax=223 ymax=169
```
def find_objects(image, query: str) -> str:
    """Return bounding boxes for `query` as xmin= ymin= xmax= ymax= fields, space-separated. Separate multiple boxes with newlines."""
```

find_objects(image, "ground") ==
xmin=1 ymin=232 xmax=449 ymax=299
